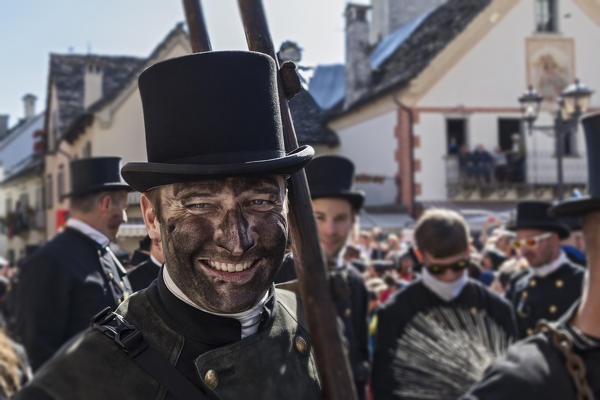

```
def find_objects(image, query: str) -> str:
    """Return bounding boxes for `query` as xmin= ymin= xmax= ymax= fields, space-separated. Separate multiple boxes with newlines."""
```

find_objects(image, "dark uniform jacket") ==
xmin=13 ymin=272 xmax=321 ymax=400
xmin=127 ymin=256 xmax=161 ymax=292
xmin=14 ymin=227 xmax=131 ymax=370
xmin=274 ymin=254 xmax=370 ymax=398
xmin=462 ymin=302 xmax=600 ymax=399
xmin=504 ymin=259 xmax=584 ymax=338
xmin=372 ymin=279 xmax=517 ymax=400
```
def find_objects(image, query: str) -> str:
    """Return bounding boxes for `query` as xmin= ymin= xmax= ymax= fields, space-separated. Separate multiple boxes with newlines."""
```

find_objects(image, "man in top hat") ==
xmin=127 ymin=234 xmax=164 ymax=292
xmin=306 ymin=155 xmax=370 ymax=399
xmin=14 ymin=157 xmax=132 ymax=370
xmin=372 ymin=208 xmax=517 ymax=400
xmin=462 ymin=113 xmax=600 ymax=399
xmin=14 ymin=51 xmax=321 ymax=399
xmin=504 ymin=201 xmax=584 ymax=339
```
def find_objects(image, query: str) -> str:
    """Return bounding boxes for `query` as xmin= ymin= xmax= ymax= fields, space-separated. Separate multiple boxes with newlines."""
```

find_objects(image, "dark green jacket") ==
xmin=14 ymin=281 xmax=321 ymax=400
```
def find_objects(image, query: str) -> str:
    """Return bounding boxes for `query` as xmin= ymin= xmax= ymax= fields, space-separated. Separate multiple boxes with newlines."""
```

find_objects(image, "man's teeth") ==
xmin=206 ymin=261 xmax=253 ymax=272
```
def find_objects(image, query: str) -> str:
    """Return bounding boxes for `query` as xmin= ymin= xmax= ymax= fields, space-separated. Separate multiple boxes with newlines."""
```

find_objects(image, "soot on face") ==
xmin=160 ymin=177 xmax=288 ymax=313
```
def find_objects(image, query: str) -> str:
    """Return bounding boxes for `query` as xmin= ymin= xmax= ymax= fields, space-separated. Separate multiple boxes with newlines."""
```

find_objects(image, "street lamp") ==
xmin=517 ymin=79 xmax=593 ymax=200
xmin=518 ymin=84 xmax=543 ymax=132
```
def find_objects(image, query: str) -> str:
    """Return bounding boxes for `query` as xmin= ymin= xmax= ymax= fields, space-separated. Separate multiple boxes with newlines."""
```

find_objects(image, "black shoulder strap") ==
xmin=91 ymin=307 xmax=216 ymax=400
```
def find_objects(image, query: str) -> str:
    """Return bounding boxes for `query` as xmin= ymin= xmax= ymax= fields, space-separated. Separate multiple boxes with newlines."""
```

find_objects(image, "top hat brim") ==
xmin=509 ymin=221 xmax=570 ymax=239
xmin=64 ymin=182 xmax=131 ymax=198
xmin=310 ymin=190 xmax=365 ymax=211
xmin=121 ymin=145 xmax=314 ymax=193
xmin=549 ymin=197 xmax=600 ymax=218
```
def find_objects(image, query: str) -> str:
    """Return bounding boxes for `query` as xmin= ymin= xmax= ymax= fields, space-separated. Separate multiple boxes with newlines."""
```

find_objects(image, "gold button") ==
xmin=549 ymin=305 xmax=557 ymax=314
xmin=556 ymin=280 xmax=564 ymax=288
xmin=108 ymin=273 xmax=114 ymax=280
xmin=97 ymin=250 xmax=102 ymax=256
xmin=470 ymin=307 xmax=478 ymax=316
xmin=521 ymin=291 xmax=528 ymax=298
xmin=120 ymin=281 xmax=124 ymax=288
xmin=295 ymin=336 xmax=309 ymax=356
xmin=344 ymin=308 xmax=351 ymax=318
xmin=526 ymin=328 xmax=534 ymax=336
xmin=529 ymin=280 xmax=537 ymax=288
xmin=204 ymin=369 xmax=218 ymax=390
xmin=117 ymin=298 xmax=122 ymax=305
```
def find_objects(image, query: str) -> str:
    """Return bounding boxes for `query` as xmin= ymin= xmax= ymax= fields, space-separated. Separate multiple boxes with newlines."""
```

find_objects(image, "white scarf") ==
xmin=421 ymin=268 xmax=468 ymax=302
xmin=162 ymin=266 xmax=268 ymax=339
xmin=532 ymin=251 xmax=568 ymax=278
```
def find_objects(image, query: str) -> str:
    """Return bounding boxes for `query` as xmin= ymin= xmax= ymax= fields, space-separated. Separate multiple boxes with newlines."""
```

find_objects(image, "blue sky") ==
xmin=1 ymin=0 xmax=367 ymax=127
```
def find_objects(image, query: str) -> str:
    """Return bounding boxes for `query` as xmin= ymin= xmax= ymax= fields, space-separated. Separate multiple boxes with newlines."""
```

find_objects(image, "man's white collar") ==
xmin=162 ymin=266 xmax=268 ymax=339
xmin=532 ymin=251 xmax=568 ymax=277
xmin=66 ymin=218 xmax=109 ymax=247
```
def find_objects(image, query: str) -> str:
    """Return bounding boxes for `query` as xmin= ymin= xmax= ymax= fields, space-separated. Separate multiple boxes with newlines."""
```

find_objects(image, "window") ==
xmin=57 ymin=169 xmax=65 ymax=202
xmin=46 ymin=174 xmax=53 ymax=209
xmin=561 ymin=129 xmax=578 ymax=157
xmin=82 ymin=141 xmax=92 ymax=158
xmin=446 ymin=118 xmax=467 ymax=155
xmin=536 ymin=0 xmax=557 ymax=33
xmin=498 ymin=119 xmax=521 ymax=151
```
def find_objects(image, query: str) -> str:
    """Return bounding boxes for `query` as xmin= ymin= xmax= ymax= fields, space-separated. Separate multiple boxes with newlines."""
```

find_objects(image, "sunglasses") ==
xmin=512 ymin=232 xmax=552 ymax=250
xmin=425 ymin=259 xmax=470 ymax=275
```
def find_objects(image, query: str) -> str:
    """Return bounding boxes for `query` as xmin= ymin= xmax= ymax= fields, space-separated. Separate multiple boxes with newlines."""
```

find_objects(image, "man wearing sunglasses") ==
xmin=504 ymin=201 xmax=585 ymax=339
xmin=372 ymin=208 xmax=516 ymax=399
xmin=462 ymin=113 xmax=600 ymax=400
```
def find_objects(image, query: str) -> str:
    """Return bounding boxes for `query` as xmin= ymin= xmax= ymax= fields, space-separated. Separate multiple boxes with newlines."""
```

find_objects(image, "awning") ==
xmin=358 ymin=210 xmax=414 ymax=230
xmin=117 ymin=223 xmax=147 ymax=238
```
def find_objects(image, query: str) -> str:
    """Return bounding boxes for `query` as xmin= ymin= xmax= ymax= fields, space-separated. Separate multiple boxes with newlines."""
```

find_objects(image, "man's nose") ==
xmin=215 ymin=207 xmax=254 ymax=256
xmin=122 ymin=209 xmax=128 ymax=223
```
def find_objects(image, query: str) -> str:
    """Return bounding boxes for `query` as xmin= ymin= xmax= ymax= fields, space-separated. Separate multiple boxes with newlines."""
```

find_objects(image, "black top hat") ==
xmin=550 ymin=112 xmax=600 ymax=217
xmin=66 ymin=157 xmax=129 ymax=197
xmin=121 ymin=51 xmax=313 ymax=192
xmin=305 ymin=155 xmax=365 ymax=210
xmin=511 ymin=201 xmax=570 ymax=239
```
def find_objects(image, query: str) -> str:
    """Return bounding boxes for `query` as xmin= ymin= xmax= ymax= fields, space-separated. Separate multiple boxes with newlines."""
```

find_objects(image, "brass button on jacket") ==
xmin=204 ymin=369 xmax=218 ymax=390
xmin=295 ymin=336 xmax=309 ymax=356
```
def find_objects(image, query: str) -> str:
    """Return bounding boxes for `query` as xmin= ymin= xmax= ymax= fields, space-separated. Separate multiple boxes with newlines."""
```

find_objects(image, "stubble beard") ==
xmin=161 ymin=218 xmax=287 ymax=313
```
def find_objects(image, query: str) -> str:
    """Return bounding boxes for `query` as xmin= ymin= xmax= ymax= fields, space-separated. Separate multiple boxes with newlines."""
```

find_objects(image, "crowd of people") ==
xmin=0 ymin=50 xmax=596 ymax=399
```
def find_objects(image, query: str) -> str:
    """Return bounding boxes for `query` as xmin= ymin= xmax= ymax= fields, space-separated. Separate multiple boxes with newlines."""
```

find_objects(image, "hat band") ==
xmin=160 ymin=149 xmax=286 ymax=165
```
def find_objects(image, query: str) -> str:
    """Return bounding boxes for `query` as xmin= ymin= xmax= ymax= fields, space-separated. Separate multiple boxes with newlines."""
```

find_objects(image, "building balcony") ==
xmin=1 ymin=207 xmax=46 ymax=237
xmin=445 ymin=153 xmax=587 ymax=202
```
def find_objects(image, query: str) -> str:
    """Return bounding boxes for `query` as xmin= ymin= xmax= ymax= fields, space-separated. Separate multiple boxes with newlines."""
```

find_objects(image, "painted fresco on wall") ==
xmin=526 ymin=37 xmax=575 ymax=111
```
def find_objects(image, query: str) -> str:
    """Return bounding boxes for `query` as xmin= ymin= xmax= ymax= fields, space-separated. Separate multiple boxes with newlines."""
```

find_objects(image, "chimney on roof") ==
xmin=0 ymin=115 xmax=8 ymax=140
xmin=83 ymin=57 xmax=103 ymax=109
xmin=277 ymin=41 xmax=302 ymax=64
xmin=344 ymin=3 xmax=372 ymax=108
xmin=23 ymin=94 xmax=37 ymax=120
xmin=370 ymin=0 xmax=447 ymax=44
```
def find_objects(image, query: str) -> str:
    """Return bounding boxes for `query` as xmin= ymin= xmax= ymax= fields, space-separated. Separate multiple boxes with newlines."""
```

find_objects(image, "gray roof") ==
xmin=50 ymin=23 xmax=188 ymax=145
xmin=307 ymin=64 xmax=345 ymax=111
xmin=340 ymin=0 xmax=491 ymax=114
xmin=49 ymin=54 xmax=145 ymax=137
xmin=289 ymin=90 xmax=339 ymax=146
xmin=2 ymin=154 xmax=43 ymax=184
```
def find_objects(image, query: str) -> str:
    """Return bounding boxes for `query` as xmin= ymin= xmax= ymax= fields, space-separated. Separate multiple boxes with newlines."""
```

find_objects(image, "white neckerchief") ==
xmin=66 ymin=218 xmax=109 ymax=247
xmin=163 ymin=266 xmax=268 ymax=339
xmin=532 ymin=251 xmax=568 ymax=278
xmin=421 ymin=268 xmax=468 ymax=302
xmin=150 ymin=254 xmax=162 ymax=267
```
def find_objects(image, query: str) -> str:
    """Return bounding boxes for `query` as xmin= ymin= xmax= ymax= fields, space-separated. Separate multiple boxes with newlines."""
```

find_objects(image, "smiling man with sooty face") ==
xmin=13 ymin=51 xmax=322 ymax=400
xmin=143 ymin=176 xmax=288 ymax=314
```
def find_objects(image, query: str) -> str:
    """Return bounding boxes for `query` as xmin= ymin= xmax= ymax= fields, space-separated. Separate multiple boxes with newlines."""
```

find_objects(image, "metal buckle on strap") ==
xmin=92 ymin=307 xmax=148 ymax=357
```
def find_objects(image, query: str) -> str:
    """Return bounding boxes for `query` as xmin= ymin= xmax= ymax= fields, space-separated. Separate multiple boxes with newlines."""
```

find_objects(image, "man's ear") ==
xmin=141 ymin=193 xmax=161 ymax=241
xmin=98 ymin=193 xmax=112 ymax=213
